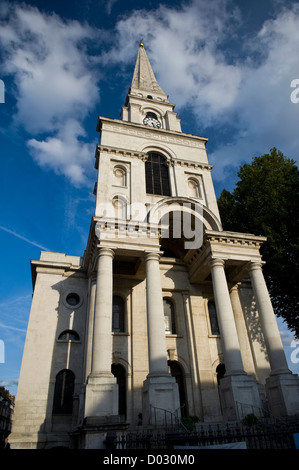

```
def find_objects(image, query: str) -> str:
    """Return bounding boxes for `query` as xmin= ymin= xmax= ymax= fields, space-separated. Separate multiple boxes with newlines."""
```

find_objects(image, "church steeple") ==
xmin=130 ymin=41 xmax=168 ymax=101
xmin=121 ymin=42 xmax=182 ymax=132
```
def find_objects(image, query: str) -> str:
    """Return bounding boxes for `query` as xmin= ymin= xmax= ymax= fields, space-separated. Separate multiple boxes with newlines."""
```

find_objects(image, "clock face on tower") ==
xmin=143 ymin=112 xmax=161 ymax=128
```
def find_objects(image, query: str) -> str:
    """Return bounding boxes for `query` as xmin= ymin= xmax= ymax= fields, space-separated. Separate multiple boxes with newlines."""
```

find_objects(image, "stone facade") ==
xmin=10 ymin=43 xmax=299 ymax=449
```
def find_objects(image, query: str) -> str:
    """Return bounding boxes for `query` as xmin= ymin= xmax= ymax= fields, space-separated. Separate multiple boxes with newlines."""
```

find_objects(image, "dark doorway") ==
xmin=216 ymin=363 xmax=226 ymax=385
xmin=168 ymin=361 xmax=188 ymax=417
xmin=216 ymin=363 xmax=226 ymax=415
xmin=111 ymin=363 xmax=126 ymax=420
xmin=52 ymin=369 xmax=75 ymax=415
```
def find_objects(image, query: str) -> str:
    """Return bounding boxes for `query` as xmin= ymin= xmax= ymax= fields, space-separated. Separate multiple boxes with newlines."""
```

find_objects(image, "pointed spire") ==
xmin=130 ymin=42 xmax=168 ymax=100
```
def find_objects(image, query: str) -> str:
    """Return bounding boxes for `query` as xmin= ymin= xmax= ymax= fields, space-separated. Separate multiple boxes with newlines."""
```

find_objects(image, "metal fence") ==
xmin=105 ymin=419 xmax=299 ymax=450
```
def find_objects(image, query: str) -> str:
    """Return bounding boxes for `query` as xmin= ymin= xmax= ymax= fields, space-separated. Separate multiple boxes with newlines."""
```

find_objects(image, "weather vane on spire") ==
xmin=139 ymin=38 xmax=144 ymax=47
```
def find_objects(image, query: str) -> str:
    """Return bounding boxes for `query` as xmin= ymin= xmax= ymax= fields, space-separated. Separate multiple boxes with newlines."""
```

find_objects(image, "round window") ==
xmin=66 ymin=293 xmax=80 ymax=307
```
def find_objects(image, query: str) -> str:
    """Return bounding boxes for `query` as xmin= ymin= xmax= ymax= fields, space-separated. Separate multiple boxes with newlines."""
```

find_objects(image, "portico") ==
xmin=185 ymin=229 xmax=299 ymax=419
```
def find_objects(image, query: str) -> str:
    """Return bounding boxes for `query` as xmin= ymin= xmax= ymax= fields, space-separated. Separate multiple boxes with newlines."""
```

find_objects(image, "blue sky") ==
xmin=0 ymin=0 xmax=299 ymax=397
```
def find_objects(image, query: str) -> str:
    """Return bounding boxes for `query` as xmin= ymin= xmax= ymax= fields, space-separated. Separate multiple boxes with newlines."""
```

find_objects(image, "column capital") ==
xmin=97 ymin=246 xmax=115 ymax=259
xmin=248 ymin=261 xmax=263 ymax=272
xmin=229 ymin=283 xmax=240 ymax=293
xmin=144 ymin=251 xmax=162 ymax=262
xmin=209 ymin=258 xmax=225 ymax=269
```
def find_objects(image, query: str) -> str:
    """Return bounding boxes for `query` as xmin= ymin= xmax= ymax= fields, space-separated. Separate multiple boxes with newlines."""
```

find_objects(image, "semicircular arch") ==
xmin=137 ymin=143 xmax=175 ymax=163
xmin=148 ymin=196 xmax=222 ymax=231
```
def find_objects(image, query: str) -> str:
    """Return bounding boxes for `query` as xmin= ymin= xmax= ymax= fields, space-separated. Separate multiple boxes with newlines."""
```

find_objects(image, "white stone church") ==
xmin=11 ymin=43 xmax=299 ymax=449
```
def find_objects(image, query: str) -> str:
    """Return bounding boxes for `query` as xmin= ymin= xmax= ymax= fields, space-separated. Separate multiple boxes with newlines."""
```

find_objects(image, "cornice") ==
xmin=97 ymin=116 xmax=208 ymax=147
xmin=30 ymin=258 xmax=86 ymax=289
xmin=95 ymin=144 xmax=147 ymax=168
xmin=95 ymin=144 xmax=213 ymax=171
xmin=204 ymin=230 xmax=267 ymax=246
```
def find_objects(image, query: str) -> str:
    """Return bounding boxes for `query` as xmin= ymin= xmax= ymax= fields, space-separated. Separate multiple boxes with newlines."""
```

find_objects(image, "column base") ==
xmin=142 ymin=375 xmax=181 ymax=426
xmin=84 ymin=374 xmax=118 ymax=419
xmin=266 ymin=372 xmax=299 ymax=417
xmin=219 ymin=374 xmax=262 ymax=421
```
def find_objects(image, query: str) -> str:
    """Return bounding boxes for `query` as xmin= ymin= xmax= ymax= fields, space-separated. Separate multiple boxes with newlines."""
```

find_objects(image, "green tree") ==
xmin=218 ymin=148 xmax=299 ymax=337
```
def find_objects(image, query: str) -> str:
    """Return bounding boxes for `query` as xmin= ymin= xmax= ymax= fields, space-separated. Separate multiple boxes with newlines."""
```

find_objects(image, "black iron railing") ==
xmin=105 ymin=417 xmax=299 ymax=450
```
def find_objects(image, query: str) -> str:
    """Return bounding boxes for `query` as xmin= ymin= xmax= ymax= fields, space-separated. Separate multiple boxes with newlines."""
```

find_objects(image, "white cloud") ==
xmin=1 ymin=1 xmax=298 ymax=187
xmin=108 ymin=0 xmax=242 ymax=118
xmin=0 ymin=379 xmax=19 ymax=389
xmin=28 ymin=119 xmax=96 ymax=185
xmin=105 ymin=0 xmax=299 ymax=182
xmin=0 ymin=3 xmax=100 ymax=184
xmin=209 ymin=4 xmax=299 ymax=180
xmin=104 ymin=0 xmax=118 ymax=15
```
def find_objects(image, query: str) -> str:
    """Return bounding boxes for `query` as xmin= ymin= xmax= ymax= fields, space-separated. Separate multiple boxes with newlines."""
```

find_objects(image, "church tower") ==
xmin=10 ymin=43 xmax=299 ymax=449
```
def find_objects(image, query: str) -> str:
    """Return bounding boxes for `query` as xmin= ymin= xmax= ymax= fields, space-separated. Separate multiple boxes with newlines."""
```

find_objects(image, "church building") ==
xmin=11 ymin=43 xmax=299 ymax=449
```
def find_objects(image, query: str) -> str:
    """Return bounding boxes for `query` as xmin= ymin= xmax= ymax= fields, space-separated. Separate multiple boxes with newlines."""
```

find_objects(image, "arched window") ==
xmin=112 ymin=295 xmax=125 ymax=333
xmin=145 ymin=153 xmax=171 ymax=196
xmin=52 ymin=369 xmax=75 ymax=415
xmin=163 ymin=298 xmax=176 ymax=334
xmin=58 ymin=330 xmax=80 ymax=341
xmin=187 ymin=178 xmax=201 ymax=198
xmin=112 ymin=196 xmax=127 ymax=220
xmin=111 ymin=363 xmax=126 ymax=419
xmin=208 ymin=300 xmax=220 ymax=335
xmin=113 ymin=166 xmax=126 ymax=186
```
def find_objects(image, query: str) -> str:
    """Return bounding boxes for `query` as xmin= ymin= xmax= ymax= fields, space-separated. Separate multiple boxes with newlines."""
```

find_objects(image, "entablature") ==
xmin=185 ymin=230 xmax=267 ymax=284
xmin=97 ymin=116 xmax=208 ymax=149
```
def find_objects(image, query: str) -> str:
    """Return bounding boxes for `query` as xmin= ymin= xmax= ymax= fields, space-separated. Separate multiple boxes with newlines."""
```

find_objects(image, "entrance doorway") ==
xmin=216 ymin=363 xmax=226 ymax=415
xmin=111 ymin=363 xmax=126 ymax=420
xmin=168 ymin=361 xmax=188 ymax=417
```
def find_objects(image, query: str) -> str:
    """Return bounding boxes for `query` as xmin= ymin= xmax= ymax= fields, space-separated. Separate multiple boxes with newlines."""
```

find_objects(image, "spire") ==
xmin=130 ymin=42 xmax=168 ymax=100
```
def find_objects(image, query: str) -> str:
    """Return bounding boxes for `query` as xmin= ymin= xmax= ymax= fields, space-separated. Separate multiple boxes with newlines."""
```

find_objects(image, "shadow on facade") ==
xmin=36 ymin=273 xmax=88 ymax=448
xmin=33 ymin=257 xmax=274 ymax=448
xmin=36 ymin=272 xmax=147 ymax=448
xmin=239 ymin=285 xmax=268 ymax=357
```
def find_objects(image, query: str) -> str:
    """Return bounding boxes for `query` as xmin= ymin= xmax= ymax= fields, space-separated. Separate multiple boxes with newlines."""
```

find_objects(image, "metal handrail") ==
xmin=233 ymin=400 xmax=296 ymax=427
xmin=235 ymin=401 xmax=265 ymax=421
xmin=150 ymin=405 xmax=189 ymax=432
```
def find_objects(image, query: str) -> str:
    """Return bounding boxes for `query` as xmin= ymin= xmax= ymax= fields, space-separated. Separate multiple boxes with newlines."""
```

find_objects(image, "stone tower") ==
xmin=10 ymin=43 xmax=299 ymax=449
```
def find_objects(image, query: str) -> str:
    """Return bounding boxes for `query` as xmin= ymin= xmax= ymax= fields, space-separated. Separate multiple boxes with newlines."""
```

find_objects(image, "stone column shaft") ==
xmin=249 ymin=262 xmax=290 ymax=375
xmin=145 ymin=252 xmax=169 ymax=376
xmin=209 ymin=258 xmax=244 ymax=375
xmin=85 ymin=279 xmax=97 ymax=380
xmin=91 ymin=247 xmax=114 ymax=377
xmin=230 ymin=285 xmax=256 ymax=377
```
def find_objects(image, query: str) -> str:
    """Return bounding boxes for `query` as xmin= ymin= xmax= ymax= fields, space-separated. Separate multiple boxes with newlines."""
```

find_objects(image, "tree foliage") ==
xmin=217 ymin=148 xmax=299 ymax=337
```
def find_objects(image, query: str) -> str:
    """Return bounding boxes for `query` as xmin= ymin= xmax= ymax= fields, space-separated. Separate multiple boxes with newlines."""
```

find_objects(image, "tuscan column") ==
xmin=144 ymin=252 xmax=169 ymax=376
xmin=209 ymin=258 xmax=245 ymax=375
xmin=249 ymin=262 xmax=290 ymax=375
xmin=85 ymin=279 xmax=97 ymax=380
xmin=91 ymin=247 xmax=115 ymax=377
xmin=142 ymin=251 xmax=180 ymax=426
xmin=230 ymin=284 xmax=256 ymax=376
xmin=84 ymin=246 xmax=118 ymax=421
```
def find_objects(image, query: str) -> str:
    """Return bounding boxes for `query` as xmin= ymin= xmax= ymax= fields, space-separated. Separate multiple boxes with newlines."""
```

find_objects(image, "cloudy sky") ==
xmin=0 ymin=0 xmax=299 ymax=396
